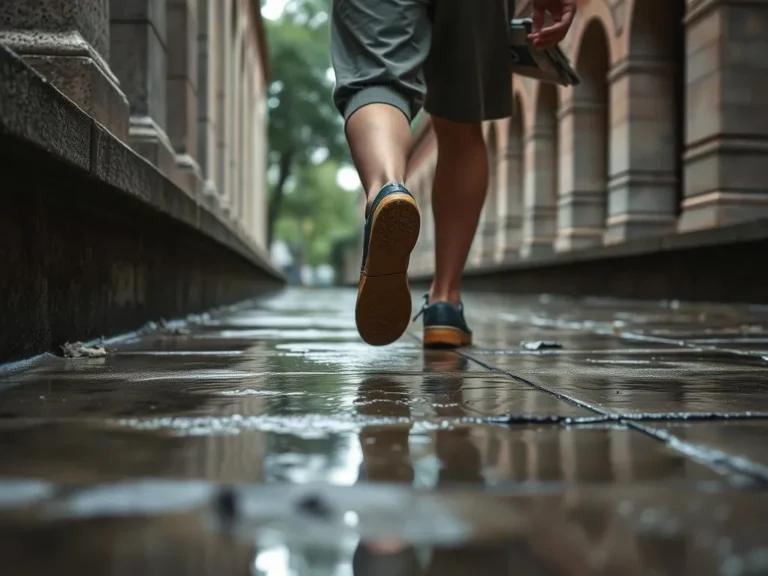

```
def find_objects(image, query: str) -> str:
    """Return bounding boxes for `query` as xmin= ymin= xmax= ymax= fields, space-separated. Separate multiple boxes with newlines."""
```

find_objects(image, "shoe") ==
xmin=413 ymin=295 xmax=473 ymax=348
xmin=355 ymin=182 xmax=420 ymax=346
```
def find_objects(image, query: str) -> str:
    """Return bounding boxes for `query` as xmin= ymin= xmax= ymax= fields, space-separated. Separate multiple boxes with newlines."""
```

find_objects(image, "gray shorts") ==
xmin=331 ymin=0 xmax=513 ymax=125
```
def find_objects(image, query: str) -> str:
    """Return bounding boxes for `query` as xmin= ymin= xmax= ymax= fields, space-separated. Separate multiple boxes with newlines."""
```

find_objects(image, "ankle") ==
xmin=428 ymin=286 xmax=461 ymax=306
xmin=364 ymin=181 xmax=407 ymax=217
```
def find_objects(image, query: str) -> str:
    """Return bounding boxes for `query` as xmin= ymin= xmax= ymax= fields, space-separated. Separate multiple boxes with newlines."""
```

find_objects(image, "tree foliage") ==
xmin=275 ymin=159 xmax=359 ymax=268
xmin=262 ymin=0 xmax=349 ymax=247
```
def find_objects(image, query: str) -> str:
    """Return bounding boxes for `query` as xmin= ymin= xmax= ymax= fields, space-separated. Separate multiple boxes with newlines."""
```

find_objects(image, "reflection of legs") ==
xmin=354 ymin=376 xmax=421 ymax=575
xmin=356 ymin=376 xmax=414 ymax=483
xmin=429 ymin=118 xmax=488 ymax=306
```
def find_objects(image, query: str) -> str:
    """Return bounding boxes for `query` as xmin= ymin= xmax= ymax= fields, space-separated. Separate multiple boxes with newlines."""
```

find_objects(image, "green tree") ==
xmin=274 ymin=159 xmax=360 ymax=270
xmin=262 ymin=0 xmax=348 ymax=246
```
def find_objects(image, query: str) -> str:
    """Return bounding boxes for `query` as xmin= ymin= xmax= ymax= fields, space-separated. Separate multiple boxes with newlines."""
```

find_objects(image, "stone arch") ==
xmin=522 ymin=82 xmax=559 ymax=257
xmin=567 ymin=5 xmax=618 ymax=69
xmin=504 ymin=94 xmax=525 ymax=259
xmin=556 ymin=19 xmax=610 ymax=251
xmin=603 ymin=0 xmax=685 ymax=242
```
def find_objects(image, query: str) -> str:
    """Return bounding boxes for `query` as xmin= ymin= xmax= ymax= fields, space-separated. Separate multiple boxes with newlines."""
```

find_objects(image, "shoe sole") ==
xmin=423 ymin=326 xmax=473 ymax=349
xmin=356 ymin=194 xmax=420 ymax=346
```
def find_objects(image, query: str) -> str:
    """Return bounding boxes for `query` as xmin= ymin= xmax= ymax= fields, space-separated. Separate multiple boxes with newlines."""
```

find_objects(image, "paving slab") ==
xmin=1 ymin=288 xmax=767 ymax=574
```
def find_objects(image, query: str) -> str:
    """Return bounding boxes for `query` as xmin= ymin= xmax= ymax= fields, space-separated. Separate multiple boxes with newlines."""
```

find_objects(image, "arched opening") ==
xmin=523 ymin=83 xmax=559 ymax=257
xmin=483 ymin=124 xmax=499 ymax=260
xmin=627 ymin=0 xmax=686 ymax=217
xmin=505 ymin=95 xmax=525 ymax=259
xmin=558 ymin=19 xmax=609 ymax=250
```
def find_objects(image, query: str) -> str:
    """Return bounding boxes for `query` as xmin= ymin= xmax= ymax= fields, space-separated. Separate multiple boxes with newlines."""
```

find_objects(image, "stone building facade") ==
xmin=407 ymin=0 xmax=768 ymax=275
xmin=0 ymin=0 xmax=270 ymax=250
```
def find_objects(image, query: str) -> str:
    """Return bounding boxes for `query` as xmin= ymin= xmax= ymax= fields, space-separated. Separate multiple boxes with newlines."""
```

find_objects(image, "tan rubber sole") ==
xmin=423 ymin=326 xmax=472 ymax=349
xmin=355 ymin=194 xmax=420 ymax=346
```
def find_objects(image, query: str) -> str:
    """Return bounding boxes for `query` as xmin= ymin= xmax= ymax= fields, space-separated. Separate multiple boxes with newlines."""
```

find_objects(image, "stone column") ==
xmin=424 ymin=173 xmax=435 ymax=272
xmin=230 ymin=19 xmax=244 ymax=223
xmin=555 ymin=96 xmax=608 ymax=251
xmin=167 ymin=0 xmax=202 ymax=199
xmin=679 ymin=0 xmax=768 ymax=230
xmin=521 ymin=125 xmax=558 ymax=258
xmin=0 ymin=0 xmax=129 ymax=139
xmin=504 ymin=134 xmax=524 ymax=260
xmin=253 ymin=79 xmax=269 ymax=248
xmin=471 ymin=203 xmax=486 ymax=267
xmin=242 ymin=63 xmax=254 ymax=236
xmin=482 ymin=137 xmax=500 ymax=263
xmin=197 ymin=0 xmax=219 ymax=206
xmin=216 ymin=0 xmax=233 ymax=212
xmin=110 ymin=0 xmax=177 ymax=178
xmin=604 ymin=58 xmax=678 ymax=243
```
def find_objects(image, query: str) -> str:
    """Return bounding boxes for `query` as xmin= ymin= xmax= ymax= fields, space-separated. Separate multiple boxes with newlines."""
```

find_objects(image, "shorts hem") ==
xmin=344 ymin=86 xmax=414 ymax=124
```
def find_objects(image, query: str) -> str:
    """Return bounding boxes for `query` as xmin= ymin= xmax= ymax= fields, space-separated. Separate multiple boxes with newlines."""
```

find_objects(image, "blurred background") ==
xmin=260 ymin=0 xmax=361 ymax=287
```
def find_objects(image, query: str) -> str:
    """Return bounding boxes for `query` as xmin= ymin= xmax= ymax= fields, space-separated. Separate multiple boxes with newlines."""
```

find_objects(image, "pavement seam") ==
xmin=457 ymin=348 xmax=768 ymax=484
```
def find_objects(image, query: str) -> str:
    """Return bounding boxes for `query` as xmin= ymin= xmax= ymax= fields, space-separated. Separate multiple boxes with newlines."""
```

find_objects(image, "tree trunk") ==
xmin=267 ymin=151 xmax=294 ymax=247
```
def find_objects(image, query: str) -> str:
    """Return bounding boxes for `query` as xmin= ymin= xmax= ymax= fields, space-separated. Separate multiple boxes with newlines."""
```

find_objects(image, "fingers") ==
xmin=531 ymin=6 xmax=545 ymax=34
xmin=529 ymin=4 xmax=576 ymax=50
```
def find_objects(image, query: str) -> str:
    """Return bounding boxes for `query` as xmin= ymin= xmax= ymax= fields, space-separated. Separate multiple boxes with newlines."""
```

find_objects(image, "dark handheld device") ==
xmin=509 ymin=18 xmax=581 ymax=86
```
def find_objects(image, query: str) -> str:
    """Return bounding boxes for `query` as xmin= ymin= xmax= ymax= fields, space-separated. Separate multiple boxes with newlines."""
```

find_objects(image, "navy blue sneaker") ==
xmin=413 ymin=295 xmax=473 ymax=348
xmin=355 ymin=182 xmax=420 ymax=346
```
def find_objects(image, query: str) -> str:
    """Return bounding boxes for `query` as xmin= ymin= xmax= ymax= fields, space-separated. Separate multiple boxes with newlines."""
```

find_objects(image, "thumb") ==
xmin=532 ymin=6 xmax=545 ymax=34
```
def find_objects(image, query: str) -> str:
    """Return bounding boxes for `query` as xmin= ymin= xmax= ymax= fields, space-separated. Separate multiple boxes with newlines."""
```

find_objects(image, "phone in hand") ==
xmin=509 ymin=18 xmax=581 ymax=86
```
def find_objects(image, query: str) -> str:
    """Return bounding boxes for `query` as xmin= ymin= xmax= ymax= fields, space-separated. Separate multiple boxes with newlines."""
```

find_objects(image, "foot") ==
xmin=355 ymin=183 xmax=421 ymax=346
xmin=413 ymin=295 xmax=473 ymax=348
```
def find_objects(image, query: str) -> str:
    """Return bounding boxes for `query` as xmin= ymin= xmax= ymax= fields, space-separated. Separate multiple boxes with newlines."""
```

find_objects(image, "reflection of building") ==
xmin=407 ymin=0 xmax=768 ymax=278
xmin=1 ymin=0 xmax=270 ymax=249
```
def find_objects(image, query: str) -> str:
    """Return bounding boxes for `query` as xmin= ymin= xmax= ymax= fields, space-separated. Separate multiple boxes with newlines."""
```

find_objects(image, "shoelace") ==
xmin=412 ymin=294 xmax=429 ymax=322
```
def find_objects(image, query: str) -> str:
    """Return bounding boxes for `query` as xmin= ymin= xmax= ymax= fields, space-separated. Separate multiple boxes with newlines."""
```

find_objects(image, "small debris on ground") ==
xmin=60 ymin=342 xmax=107 ymax=359
xmin=159 ymin=318 xmax=190 ymax=336
xmin=521 ymin=340 xmax=563 ymax=351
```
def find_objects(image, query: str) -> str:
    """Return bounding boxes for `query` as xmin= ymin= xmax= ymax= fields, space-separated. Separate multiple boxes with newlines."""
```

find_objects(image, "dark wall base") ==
xmin=411 ymin=220 xmax=768 ymax=305
xmin=0 ymin=134 xmax=281 ymax=364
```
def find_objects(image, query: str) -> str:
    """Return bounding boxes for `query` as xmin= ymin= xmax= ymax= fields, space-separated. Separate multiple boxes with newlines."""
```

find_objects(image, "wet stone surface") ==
xmin=1 ymin=288 xmax=768 ymax=574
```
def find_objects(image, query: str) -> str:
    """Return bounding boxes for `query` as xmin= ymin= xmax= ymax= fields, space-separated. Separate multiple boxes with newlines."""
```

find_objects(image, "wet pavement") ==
xmin=1 ymin=288 xmax=768 ymax=575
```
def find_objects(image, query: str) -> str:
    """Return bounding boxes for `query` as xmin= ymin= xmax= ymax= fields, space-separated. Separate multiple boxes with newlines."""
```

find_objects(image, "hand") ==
xmin=528 ymin=0 xmax=577 ymax=50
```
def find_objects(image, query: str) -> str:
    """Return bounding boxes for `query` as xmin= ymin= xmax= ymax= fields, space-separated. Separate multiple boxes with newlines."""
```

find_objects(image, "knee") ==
xmin=432 ymin=116 xmax=485 ymax=153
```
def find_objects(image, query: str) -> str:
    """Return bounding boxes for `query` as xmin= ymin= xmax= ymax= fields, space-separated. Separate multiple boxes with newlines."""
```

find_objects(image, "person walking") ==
xmin=331 ymin=0 xmax=577 ymax=347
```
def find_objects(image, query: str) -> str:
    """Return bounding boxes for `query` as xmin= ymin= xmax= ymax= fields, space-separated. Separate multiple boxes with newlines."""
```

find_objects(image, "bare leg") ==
xmin=429 ymin=117 xmax=488 ymax=305
xmin=345 ymin=104 xmax=412 ymax=215
xmin=347 ymin=103 xmax=421 ymax=346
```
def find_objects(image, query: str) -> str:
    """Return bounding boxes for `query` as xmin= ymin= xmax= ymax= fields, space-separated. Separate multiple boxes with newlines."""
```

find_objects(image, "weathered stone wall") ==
xmin=0 ymin=0 xmax=279 ymax=363
xmin=407 ymin=0 xmax=768 ymax=279
xmin=0 ymin=0 xmax=270 ymax=250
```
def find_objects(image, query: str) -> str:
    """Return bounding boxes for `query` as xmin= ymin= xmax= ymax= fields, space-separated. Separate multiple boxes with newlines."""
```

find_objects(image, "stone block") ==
xmin=604 ymin=217 xmax=676 ymax=245
xmin=23 ymin=54 xmax=129 ymax=140
xmin=167 ymin=0 xmax=197 ymax=87
xmin=0 ymin=1 xmax=130 ymax=139
xmin=110 ymin=20 xmax=167 ymax=127
xmin=110 ymin=0 xmax=167 ymax=45
xmin=0 ymin=46 xmax=91 ymax=171
xmin=176 ymin=152 xmax=204 ymax=201
xmin=127 ymin=115 xmax=178 ymax=180
xmin=167 ymin=77 xmax=197 ymax=154
xmin=0 ymin=0 xmax=111 ymax=57
xmin=679 ymin=193 xmax=768 ymax=232
xmin=607 ymin=178 xmax=678 ymax=216
xmin=686 ymin=71 xmax=722 ymax=145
